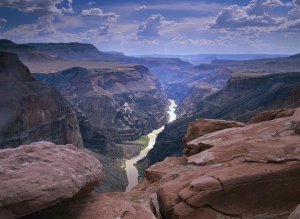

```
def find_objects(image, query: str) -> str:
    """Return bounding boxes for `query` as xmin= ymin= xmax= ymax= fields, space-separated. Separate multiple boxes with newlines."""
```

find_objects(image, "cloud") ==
xmin=136 ymin=5 xmax=147 ymax=11
xmin=273 ymin=0 xmax=300 ymax=32
xmin=84 ymin=24 xmax=110 ymax=37
xmin=136 ymin=14 xmax=174 ymax=39
xmin=88 ymin=1 xmax=96 ymax=6
xmin=81 ymin=8 xmax=119 ymax=21
xmin=288 ymin=0 xmax=300 ymax=20
xmin=0 ymin=0 xmax=73 ymax=14
xmin=246 ymin=0 xmax=284 ymax=15
xmin=171 ymin=35 xmax=214 ymax=46
xmin=276 ymin=19 xmax=300 ymax=32
xmin=211 ymin=0 xmax=284 ymax=28
xmin=0 ymin=18 xmax=7 ymax=23
xmin=0 ymin=14 xmax=122 ymax=44
xmin=2 ymin=15 xmax=55 ymax=39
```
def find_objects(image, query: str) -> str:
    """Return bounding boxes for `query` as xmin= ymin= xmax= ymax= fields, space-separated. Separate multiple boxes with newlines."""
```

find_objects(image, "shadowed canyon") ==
xmin=0 ymin=0 xmax=300 ymax=218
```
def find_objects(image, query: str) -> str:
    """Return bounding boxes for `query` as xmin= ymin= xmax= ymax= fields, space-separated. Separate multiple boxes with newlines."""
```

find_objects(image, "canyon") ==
xmin=0 ymin=39 xmax=300 ymax=219
xmin=138 ymin=55 xmax=300 ymax=171
xmin=6 ymin=106 xmax=300 ymax=219
xmin=34 ymin=65 xmax=167 ymax=143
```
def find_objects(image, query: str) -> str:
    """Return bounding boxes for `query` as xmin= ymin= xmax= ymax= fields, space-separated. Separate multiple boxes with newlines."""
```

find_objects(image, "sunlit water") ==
xmin=125 ymin=99 xmax=177 ymax=191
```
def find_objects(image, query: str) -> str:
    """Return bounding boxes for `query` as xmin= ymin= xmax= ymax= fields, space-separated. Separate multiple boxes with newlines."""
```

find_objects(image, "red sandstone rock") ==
xmin=21 ymin=191 xmax=157 ymax=219
xmin=139 ymin=108 xmax=300 ymax=219
xmin=250 ymin=108 xmax=295 ymax=123
xmin=183 ymin=119 xmax=245 ymax=156
xmin=0 ymin=141 xmax=103 ymax=218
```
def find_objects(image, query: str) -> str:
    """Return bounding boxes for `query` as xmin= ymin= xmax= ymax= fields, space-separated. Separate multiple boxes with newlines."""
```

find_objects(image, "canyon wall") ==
xmin=35 ymin=65 xmax=168 ymax=143
xmin=138 ymin=71 xmax=300 ymax=170
xmin=0 ymin=52 xmax=83 ymax=148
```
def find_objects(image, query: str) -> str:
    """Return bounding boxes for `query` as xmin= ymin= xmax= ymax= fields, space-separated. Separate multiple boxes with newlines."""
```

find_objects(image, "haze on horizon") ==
xmin=0 ymin=0 xmax=299 ymax=55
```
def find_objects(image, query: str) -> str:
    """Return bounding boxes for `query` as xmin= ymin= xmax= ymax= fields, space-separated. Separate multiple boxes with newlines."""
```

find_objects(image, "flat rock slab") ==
xmin=139 ymin=108 xmax=300 ymax=219
xmin=183 ymin=119 xmax=245 ymax=156
xmin=0 ymin=141 xmax=103 ymax=218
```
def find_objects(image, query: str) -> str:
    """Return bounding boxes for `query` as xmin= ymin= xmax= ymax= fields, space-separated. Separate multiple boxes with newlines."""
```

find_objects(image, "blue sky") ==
xmin=0 ymin=0 xmax=299 ymax=55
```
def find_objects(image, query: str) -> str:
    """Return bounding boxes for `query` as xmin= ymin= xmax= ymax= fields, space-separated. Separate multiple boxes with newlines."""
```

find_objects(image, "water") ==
xmin=125 ymin=99 xmax=177 ymax=191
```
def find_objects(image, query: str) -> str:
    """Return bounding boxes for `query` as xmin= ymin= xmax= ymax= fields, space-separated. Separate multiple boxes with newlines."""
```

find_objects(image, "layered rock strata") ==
xmin=136 ymin=108 xmax=300 ymax=218
xmin=35 ymin=65 xmax=168 ymax=142
xmin=23 ymin=108 xmax=300 ymax=219
xmin=0 ymin=52 xmax=83 ymax=148
xmin=139 ymin=72 xmax=300 ymax=170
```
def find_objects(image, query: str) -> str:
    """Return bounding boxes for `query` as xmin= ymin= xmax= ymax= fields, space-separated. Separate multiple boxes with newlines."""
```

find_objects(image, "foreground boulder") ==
xmin=0 ymin=141 xmax=103 ymax=218
xmin=24 ymin=192 xmax=157 ymax=219
xmin=183 ymin=119 xmax=245 ymax=156
xmin=136 ymin=108 xmax=300 ymax=218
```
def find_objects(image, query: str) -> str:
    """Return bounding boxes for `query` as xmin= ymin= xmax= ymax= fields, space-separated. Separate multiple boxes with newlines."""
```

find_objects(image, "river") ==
xmin=125 ymin=99 xmax=177 ymax=191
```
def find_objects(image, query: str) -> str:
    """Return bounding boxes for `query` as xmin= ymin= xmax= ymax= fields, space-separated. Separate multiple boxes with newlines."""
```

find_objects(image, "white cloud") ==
xmin=136 ymin=14 xmax=174 ymax=39
xmin=288 ymin=0 xmax=300 ymax=20
xmin=0 ymin=14 xmax=124 ymax=44
xmin=136 ymin=5 xmax=147 ymax=11
xmin=88 ymin=1 xmax=96 ymax=6
xmin=0 ymin=18 xmax=7 ymax=23
xmin=0 ymin=0 xmax=73 ymax=14
xmin=211 ymin=0 xmax=285 ymax=28
xmin=275 ymin=18 xmax=300 ymax=32
xmin=171 ymin=35 xmax=215 ymax=46
xmin=81 ymin=8 xmax=119 ymax=21
xmin=273 ymin=0 xmax=300 ymax=32
xmin=1 ymin=15 xmax=55 ymax=39
xmin=246 ymin=0 xmax=284 ymax=15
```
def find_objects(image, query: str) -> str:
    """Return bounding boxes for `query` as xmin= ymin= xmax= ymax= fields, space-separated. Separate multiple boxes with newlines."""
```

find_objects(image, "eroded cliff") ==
xmin=0 ymin=52 xmax=83 ymax=148
xmin=20 ymin=108 xmax=300 ymax=219
xmin=138 ymin=71 xmax=300 ymax=170
xmin=35 ymin=65 xmax=168 ymax=143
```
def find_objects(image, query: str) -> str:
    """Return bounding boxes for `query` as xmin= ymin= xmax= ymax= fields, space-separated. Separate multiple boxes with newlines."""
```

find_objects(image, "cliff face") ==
xmin=0 ymin=52 xmax=83 ymax=148
xmin=138 ymin=72 xmax=300 ymax=170
xmin=0 ymin=40 xmax=59 ymax=62
xmin=164 ymin=64 xmax=231 ymax=104
xmin=35 ymin=65 xmax=168 ymax=143
xmin=20 ymin=108 xmax=300 ymax=219
xmin=137 ymin=110 xmax=300 ymax=219
xmin=176 ymin=83 xmax=218 ymax=117
xmin=28 ymin=42 xmax=108 ymax=61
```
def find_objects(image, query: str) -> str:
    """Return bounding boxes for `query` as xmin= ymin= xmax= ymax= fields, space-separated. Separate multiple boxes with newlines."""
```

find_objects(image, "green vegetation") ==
xmin=137 ymin=135 xmax=150 ymax=149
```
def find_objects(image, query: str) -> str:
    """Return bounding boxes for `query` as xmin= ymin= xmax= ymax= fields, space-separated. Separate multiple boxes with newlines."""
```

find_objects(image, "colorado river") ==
xmin=125 ymin=99 xmax=177 ymax=191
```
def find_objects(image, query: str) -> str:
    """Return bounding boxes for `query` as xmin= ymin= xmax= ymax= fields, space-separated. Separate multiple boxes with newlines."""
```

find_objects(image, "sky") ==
xmin=0 ymin=0 xmax=299 ymax=55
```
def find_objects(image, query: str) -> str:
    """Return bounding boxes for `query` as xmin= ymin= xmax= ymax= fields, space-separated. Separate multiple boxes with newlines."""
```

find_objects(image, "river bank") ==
xmin=125 ymin=99 xmax=177 ymax=191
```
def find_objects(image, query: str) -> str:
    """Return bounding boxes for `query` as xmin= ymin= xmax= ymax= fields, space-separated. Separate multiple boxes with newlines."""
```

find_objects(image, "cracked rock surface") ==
xmin=16 ymin=108 xmax=300 ymax=219
xmin=134 ymin=108 xmax=300 ymax=219
xmin=0 ymin=141 xmax=103 ymax=219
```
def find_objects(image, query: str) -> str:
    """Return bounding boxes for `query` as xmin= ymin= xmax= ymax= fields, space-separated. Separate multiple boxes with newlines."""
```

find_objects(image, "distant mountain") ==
xmin=167 ymin=53 xmax=300 ymax=104
xmin=0 ymin=40 xmax=193 ymax=74
xmin=140 ymin=54 xmax=289 ymax=65
xmin=288 ymin=53 xmax=300 ymax=59
xmin=0 ymin=39 xmax=59 ymax=62
xmin=28 ymin=42 xmax=110 ymax=61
